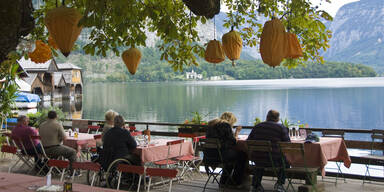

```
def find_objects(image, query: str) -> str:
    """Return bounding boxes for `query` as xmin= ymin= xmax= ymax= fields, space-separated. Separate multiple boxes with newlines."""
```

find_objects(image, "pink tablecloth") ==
xmin=64 ymin=132 xmax=96 ymax=151
xmin=286 ymin=137 xmax=351 ymax=176
xmin=133 ymin=139 xmax=194 ymax=163
xmin=0 ymin=172 xmax=117 ymax=192
xmin=238 ymin=136 xmax=351 ymax=176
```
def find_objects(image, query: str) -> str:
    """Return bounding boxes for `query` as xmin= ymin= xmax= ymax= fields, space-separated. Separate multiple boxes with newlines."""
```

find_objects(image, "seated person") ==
xmin=101 ymin=115 xmax=140 ymax=170
xmin=205 ymin=112 xmax=246 ymax=187
xmin=11 ymin=115 xmax=42 ymax=162
xmin=39 ymin=111 xmax=77 ymax=172
xmin=101 ymin=109 xmax=118 ymax=143
xmin=247 ymin=110 xmax=290 ymax=192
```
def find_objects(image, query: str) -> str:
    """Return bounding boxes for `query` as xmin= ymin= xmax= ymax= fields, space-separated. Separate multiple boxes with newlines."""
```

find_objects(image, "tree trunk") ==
xmin=0 ymin=0 xmax=34 ymax=63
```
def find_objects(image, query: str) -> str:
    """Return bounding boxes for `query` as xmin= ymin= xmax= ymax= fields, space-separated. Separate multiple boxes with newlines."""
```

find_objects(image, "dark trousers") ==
xmin=219 ymin=148 xmax=247 ymax=185
xmin=252 ymin=159 xmax=289 ymax=187
xmin=24 ymin=143 xmax=42 ymax=163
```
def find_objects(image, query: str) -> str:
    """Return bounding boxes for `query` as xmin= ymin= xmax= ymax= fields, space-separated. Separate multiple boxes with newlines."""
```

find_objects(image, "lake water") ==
xmin=77 ymin=77 xmax=384 ymax=140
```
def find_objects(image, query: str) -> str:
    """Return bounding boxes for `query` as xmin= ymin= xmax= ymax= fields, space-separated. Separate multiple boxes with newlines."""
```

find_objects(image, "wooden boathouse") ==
xmin=17 ymin=57 xmax=83 ymax=101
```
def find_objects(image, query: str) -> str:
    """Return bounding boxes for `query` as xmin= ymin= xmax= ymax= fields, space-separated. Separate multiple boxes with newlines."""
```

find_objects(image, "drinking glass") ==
xmin=135 ymin=135 xmax=145 ymax=146
xmin=288 ymin=126 xmax=293 ymax=138
xmin=294 ymin=125 xmax=300 ymax=139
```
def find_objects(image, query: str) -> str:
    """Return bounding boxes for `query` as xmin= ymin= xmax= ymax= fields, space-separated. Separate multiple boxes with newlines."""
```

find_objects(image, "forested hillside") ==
xmin=55 ymin=47 xmax=377 ymax=82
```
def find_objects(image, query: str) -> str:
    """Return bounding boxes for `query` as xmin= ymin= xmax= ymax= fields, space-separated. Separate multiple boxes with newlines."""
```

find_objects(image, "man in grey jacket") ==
xmin=39 ymin=111 xmax=77 ymax=170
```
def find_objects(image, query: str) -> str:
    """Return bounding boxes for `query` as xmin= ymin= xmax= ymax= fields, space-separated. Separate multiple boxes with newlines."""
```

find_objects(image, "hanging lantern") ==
xmin=45 ymin=6 xmax=83 ymax=57
xmin=48 ymin=35 xmax=58 ymax=50
xmin=204 ymin=39 xmax=225 ymax=64
xmin=222 ymin=27 xmax=242 ymax=66
xmin=285 ymin=32 xmax=303 ymax=59
xmin=260 ymin=18 xmax=287 ymax=67
xmin=122 ymin=47 xmax=142 ymax=75
xmin=183 ymin=0 xmax=220 ymax=19
xmin=28 ymin=40 xmax=52 ymax=64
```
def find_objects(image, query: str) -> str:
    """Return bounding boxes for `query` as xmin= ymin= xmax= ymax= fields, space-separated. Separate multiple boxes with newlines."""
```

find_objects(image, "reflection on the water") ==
xmin=41 ymin=98 xmax=83 ymax=119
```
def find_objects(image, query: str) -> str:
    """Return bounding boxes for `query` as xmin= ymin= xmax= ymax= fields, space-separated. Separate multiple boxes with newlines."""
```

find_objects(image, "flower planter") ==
xmin=178 ymin=127 xmax=206 ymax=137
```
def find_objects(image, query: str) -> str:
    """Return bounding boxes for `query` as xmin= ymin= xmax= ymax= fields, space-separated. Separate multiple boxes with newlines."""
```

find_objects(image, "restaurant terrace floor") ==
xmin=1 ymin=155 xmax=384 ymax=192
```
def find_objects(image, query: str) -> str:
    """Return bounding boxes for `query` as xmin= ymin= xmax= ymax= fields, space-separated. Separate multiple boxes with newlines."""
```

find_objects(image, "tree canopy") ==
xmin=2 ymin=0 xmax=333 ymax=71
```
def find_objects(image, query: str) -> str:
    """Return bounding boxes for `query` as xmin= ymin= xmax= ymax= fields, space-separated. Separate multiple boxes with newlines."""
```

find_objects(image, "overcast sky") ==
xmin=312 ymin=0 xmax=359 ymax=16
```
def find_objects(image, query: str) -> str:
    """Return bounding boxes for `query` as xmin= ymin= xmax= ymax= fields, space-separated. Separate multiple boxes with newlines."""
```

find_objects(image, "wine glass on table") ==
xmin=295 ymin=125 xmax=300 ymax=140
xmin=288 ymin=126 xmax=293 ymax=139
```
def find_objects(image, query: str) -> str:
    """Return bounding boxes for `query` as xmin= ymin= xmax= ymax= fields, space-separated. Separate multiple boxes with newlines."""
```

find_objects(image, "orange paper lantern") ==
xmin=204 ymin=39 xmax=225 ymax=64
xmin=122 ymin=47 xmax=142 ymax=75
xmin=45 ymin=6 xmax=83 ymax=57
xmin=285 ymin=32 xmax=303 ymax=59
xmin=260 ymin=18 xmax=287 ymax=67
xmin=222 ymin=29 xmax=242 ymax=66
xmin=28 ymin=40 xmax=52 ymax=63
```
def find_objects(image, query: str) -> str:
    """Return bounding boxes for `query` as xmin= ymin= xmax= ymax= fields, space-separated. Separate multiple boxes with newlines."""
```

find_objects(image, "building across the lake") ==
xmin=185 ymin=69 xmax=203 ymax=80
xmin=18 ymin=58 xmax=83 ymax=100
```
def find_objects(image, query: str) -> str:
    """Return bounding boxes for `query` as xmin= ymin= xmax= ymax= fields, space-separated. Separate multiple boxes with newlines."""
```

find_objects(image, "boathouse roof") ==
xmin=57 ymin=63 xmax=81 ymax=70
xmin=22 ymin=73 xmax=38 ymax=85
xmin=17 ymin=57 xmax=58 ymax=73
xmin=53 ymin=72 xmax=66 ymax=87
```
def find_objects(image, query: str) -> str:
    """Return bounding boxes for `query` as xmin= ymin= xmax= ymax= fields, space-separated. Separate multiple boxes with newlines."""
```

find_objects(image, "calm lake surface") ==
xmin=80 ymin=77 xmax=384 ymax=140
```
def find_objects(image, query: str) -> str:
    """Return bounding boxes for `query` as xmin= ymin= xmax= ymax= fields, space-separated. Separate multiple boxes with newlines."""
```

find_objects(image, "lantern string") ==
xmin=234 ymin=0 xmax=240 ymax=29
xmin=287 ymin=0 xmax=291 ymax=32
xmin=189 ymin=11 xmax=192 ymax=37
xmin=213 ymin=16 xmax=216 ymax=40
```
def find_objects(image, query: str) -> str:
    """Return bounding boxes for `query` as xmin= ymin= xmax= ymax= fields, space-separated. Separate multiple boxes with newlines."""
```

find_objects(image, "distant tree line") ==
xmin=55 ymin=47 xmax=377 ymax=83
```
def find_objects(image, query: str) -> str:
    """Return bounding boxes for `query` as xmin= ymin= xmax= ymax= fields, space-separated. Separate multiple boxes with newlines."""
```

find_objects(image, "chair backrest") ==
xmin=72 ymin=119 xmax=89 ymax=133
xmin=278 ymin=142 xmax=305 ymax=156
xmin=166 ymin=139 xmax=184 ymax=146
xmin=146 ymin=167 xmax=178 ymax=178
xmin=372 ymin=129 xmax=384 ymax=140
xmin=247 ymin=140 xmax=277 ymax=174
xmin=11 ymin=136 xmax=29 ymax=156
xmin=93 ymin=134 xmax=102 ymax=140
xmin=178 ymin=133 xmax=196 ymax=138
xmin=370 ymin=130 xmax=384 ymax=154
xmin=1 ymin=145 xmax=17 ymax=154
xmin=164 ymin=139 xmax=184 ymax=164
xmin=193 ymin=135 xmax=206 ymax=143
xmin=72 ymin=162 xmax=101 ymax=172
xmin=117 ymin=164 xmax=145 ymax=175
xmin=30 ymin=135 xmax=41 ymax=140
xmin=131 ymin=131 xmax=142 ymax=137
xmin=48 ymin=159 xmax=70 ymax=169
xmin=2 ymin=132 xmax=12 ymax=145
xmin=278 ymin=142 xmax=305 ymax=167
xmin=29 ymin=135 xmax=48 ymax=157
xmin=88 ymin=125 xmax=100 ymax=133
xmin=199 ymin=138 xmax=223 ymax=163
xmin=322 ymin=130 xmax=345 ymax=139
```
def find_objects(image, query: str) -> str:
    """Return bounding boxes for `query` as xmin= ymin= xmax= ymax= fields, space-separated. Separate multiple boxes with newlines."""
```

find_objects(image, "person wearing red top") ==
xmin=11 ymin=115 xmax=42 ymax=161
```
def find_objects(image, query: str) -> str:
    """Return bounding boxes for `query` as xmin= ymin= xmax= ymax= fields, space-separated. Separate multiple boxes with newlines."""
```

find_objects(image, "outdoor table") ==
xmin=0 ymin=172 xmax=118 ymax=192
xmin=237 ymin=135 xmax=351 ymax=176
xmin=133 ymin=139 xmax=194 ymax=163
xmin=64 ymin=132 xmax=96 ymax=150
xmin=287 ymin=137 xmax=351 ymax=176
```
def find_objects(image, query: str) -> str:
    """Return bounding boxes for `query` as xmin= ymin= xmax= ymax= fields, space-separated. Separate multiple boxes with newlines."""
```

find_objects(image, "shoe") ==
xmin=252 ymin=185 xmax=264 ymax=192
xmin=274 ymin=183 xmax=285 ymax=192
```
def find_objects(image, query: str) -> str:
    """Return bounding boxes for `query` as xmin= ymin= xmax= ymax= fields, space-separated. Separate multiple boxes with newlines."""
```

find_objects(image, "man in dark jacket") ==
xmin=247 ymin=110 xmax=290 ymax=192
xmin=102 ymin=115 xmax=140 ymax=170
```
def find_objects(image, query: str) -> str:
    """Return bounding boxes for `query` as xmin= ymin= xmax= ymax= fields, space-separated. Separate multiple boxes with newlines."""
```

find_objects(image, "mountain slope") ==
xmin=324 ymin=0 xmax=384 ymax=72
